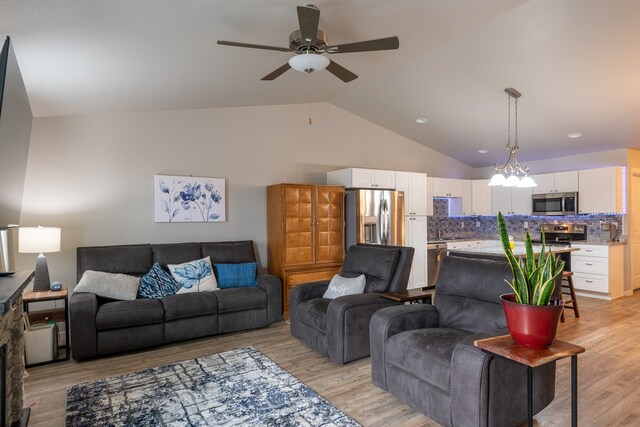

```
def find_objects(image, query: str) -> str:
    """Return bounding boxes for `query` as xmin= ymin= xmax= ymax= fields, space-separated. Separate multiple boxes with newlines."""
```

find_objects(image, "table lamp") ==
xmin=18 ymin=226 xmax=61 ymax=292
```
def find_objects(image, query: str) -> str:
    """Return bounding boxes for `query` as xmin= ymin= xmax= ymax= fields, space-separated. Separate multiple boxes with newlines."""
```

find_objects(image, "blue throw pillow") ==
xmin=138 ymin=262 xmax=181 ymax=299
xmin=215 ymin=262 xmax=258 ymax=289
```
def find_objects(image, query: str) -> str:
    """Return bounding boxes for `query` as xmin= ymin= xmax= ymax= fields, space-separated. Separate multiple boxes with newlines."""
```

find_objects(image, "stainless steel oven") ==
xmin=532 ymin=192 xmax=578 ymax=216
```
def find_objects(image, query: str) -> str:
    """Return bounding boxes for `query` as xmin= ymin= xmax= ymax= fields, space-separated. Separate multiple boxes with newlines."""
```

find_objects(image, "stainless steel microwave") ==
xmin=532 ymin=192 xmax=578 ymax=216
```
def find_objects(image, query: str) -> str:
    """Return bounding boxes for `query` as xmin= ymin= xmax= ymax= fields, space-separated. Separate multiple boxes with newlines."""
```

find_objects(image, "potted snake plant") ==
xmin=498 ymin=212 xmax=565 ymax=349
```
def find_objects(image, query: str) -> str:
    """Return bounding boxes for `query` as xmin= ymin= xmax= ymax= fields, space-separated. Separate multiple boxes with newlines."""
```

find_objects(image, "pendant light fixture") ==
xmin=488 ymin=88 xmax=537 ymax=188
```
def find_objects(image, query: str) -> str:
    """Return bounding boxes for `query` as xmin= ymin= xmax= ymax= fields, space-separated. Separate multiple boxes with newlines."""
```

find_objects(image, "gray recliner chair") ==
xmin=370 ymin=255 xmax=556 ymax=427
xmin=289 ymin=244 xmax=414 ymax=364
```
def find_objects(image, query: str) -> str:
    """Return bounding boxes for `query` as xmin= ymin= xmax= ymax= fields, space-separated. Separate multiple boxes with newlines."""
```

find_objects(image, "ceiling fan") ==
xmin=217 ymin=4 xmax=399 ymax=82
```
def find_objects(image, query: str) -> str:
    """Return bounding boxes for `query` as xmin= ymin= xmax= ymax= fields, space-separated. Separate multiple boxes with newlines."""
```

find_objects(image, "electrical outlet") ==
xmin=523 ymin=221 xmax=528 ymax=229
xmin=476 ymin=221 xmax=481 ymax=228
xmin=461 ymin=222 xmax=465 ymax=228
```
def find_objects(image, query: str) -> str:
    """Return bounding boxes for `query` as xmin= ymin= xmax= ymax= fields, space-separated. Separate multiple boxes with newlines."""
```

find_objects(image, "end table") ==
xmin=475 ymin=334 xmax=585 ymax=427
xmin=381 ymin=289 xmax=432 ymax=304
xmin=22 ymin=286 xmax=70 ymax=366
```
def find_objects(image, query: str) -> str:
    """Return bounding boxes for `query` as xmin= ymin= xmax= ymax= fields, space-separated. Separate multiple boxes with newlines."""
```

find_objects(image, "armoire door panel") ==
xmin=315 ymin=186 xmax=344 ymax=264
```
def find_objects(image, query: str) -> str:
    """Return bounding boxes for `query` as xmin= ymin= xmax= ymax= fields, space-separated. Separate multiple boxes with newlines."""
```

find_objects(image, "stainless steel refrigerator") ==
xmin=345 ymin=189 xmax=405 ymax=248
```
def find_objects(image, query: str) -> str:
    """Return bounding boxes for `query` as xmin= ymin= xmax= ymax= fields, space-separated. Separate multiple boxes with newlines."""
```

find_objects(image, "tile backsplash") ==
xmin=427 ymin=199 xmax=623 ymax=243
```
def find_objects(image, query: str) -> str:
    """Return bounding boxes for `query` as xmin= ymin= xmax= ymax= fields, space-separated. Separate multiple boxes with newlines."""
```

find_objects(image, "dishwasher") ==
xmin=426 ymin=242 xmax=448 ymax=289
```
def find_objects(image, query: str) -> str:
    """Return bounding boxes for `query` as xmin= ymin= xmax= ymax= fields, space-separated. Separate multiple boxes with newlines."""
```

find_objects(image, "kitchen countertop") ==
xmin=448 ymin=244 xmax=578 ymax=258
xmin=428 ymin=238 xmax=626 ymax=246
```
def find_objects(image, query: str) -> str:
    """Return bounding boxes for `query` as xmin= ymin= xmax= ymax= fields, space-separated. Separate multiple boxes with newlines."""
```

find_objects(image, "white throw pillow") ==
xmin=323 ymin=274 xmax=366 ymax=299
xmin=168 ymin=256 xmax=218 ymax=293
xmin=74 ymin=270 xmax=140 ymax=301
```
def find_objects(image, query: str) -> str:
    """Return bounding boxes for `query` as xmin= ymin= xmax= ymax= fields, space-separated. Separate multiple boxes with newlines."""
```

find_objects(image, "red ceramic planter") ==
xmin=500 ymin=293 xmax=564 ymax=350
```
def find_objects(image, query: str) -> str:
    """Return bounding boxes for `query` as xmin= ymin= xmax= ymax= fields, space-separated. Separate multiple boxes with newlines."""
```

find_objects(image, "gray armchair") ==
xmin=370 ymin=255 xmax=556 ymax=427
xmin=290 ymin=244 xmax=414 ymax=364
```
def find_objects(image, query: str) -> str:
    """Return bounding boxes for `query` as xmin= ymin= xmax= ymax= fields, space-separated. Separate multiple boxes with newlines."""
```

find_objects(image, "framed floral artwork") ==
xmin=154 ymin=174 xmax=226 ymax=223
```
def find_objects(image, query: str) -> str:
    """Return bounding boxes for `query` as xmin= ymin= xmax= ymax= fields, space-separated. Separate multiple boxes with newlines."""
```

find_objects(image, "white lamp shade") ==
xmin=488 ymin=173 xmax=506 ymax=186
xmin=288 ymin=53 xmax=330 ymax=73
xmin=18 ymin=226 xmax=61 ymax=253
xmin=504 ymin=175 xmax=521 ymax=187
xmin=517 ymin=176 xmax=538 ymax=188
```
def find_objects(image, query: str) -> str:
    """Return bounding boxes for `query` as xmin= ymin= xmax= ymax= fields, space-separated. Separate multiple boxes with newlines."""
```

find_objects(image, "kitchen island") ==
xmin=448 ymin=244 xmax=578 ymax=259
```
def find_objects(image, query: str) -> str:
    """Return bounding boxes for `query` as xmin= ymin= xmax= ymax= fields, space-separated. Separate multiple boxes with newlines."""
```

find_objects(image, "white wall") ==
xmin=15 ymin=102 xmax=474 ymax=287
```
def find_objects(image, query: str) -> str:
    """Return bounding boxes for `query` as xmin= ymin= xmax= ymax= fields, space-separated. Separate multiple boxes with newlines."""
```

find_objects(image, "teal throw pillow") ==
xmin=138 ymin=262 xmax=181 ymax=299
xmin=215 ymin=262 xmax=258 ymax=289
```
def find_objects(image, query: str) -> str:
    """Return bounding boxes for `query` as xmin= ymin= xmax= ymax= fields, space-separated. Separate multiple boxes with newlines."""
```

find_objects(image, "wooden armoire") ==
xmin=267 ymin=184 xmax=345 ymax=316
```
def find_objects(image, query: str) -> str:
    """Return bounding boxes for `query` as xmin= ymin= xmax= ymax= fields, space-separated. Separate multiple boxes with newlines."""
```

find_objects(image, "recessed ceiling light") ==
xmin=568 ymin=132 xmax=582 ymax=139
xmin=478 ymin=149 xmax=489 ymax=154
xmin=415 ymin=117 xmax=428 ymax=124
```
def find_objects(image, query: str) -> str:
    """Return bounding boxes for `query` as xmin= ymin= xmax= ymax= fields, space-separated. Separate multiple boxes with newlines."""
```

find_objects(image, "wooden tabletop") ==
xmin=23 ymin=286 xmax=68 ymax=302
xmin=474 ymin=334 xmax=585 ymax=367
xmin=381 ymin=289 xmax=432 ymax=303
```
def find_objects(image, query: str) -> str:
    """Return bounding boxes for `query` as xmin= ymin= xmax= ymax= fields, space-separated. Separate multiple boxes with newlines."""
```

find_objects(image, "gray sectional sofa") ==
xmin=70 ymin=240 xmax=282 ymax=360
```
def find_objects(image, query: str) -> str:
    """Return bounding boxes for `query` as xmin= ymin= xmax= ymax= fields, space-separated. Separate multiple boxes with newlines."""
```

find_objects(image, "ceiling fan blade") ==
xmin=297 ymin=5 xmax=320 ymax=41
xmin=326 ymin=60 xmax=358 ymax=82
xmin=217 ymin=40 xmax=292 ymax=53
xmin=261 ymin=63 xmax=292 ymax=81
xmin=325 ymin=36 xmax=399 ymax=53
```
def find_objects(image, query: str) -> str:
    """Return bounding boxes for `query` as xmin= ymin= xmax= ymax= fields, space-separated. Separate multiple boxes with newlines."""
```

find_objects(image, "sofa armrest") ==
xmin=324 ymin=293 xmax=398 ymax=364
xmin=370 ymin=304 xmax=440 ymax=389
xmin=289 ymin=280 xmax=330 ymax=339
xmin=256 ymin=273 xmax=282 ymax=324
xmin=450 ymin=330 xmax=555 ymax=427
xmin=69 ymin=292 xmax=99 ymax=360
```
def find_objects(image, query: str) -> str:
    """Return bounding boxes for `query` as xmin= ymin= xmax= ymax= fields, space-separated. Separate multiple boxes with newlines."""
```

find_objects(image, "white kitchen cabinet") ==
xmin=432 ymin=178 xmax=464 ymax=198
xmin=531 ymin=171 xmax=578 ymax=194
xmin=491 ymin=186 xmax=532 ymax=215
xmin=404 ymin=216 xmax=427 ymax=289
xmin=425 ymin=177 xmax=434 ymax=216
xmin=396 ymin=171 xmax=428 ymax=216
xmin=572 ymin=243 xmax=624 ymax=299
xmin=461 ymin=180 xmax=472 ymax=215
xmin=327 ymin=168 xmax=395 ymax=189
xmin=578 ymin=167 xmax=624 ymax=214
xmin=471 ymin=179 xmax=492 ymax=215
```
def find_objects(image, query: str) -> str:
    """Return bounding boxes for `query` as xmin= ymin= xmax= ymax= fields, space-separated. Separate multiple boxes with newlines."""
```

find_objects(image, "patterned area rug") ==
xmin=66 ymin=347 xmax=360 ymax=426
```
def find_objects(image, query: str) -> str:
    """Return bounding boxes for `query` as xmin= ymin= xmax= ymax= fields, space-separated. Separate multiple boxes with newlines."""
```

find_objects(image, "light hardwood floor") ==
xmin=24 ymin=291 xmax=640 ymax=427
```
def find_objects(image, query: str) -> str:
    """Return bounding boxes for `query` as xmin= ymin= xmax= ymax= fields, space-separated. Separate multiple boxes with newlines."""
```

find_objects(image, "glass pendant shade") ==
xmin=504 ymin=174 xmax=521 ymax=187
xmin=288 ymin=53 xmax=330 ymax=73
xmin=517 ymin=176 xmax=538 ymax=188
xmin=488 ymin=173 xmax=506 ymax=186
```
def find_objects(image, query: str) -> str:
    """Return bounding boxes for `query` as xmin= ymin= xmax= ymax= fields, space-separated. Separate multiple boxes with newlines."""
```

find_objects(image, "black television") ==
xmin=0 ymin=36 xmax=32 ymax=229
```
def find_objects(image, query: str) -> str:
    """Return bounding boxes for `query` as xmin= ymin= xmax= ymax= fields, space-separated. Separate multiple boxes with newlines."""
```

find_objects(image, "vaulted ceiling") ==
xmin=2 ymin=0 xmax=639 ymax=167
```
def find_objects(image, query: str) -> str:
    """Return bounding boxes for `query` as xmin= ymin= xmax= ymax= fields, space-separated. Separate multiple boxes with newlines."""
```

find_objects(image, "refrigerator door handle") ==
xmin=382 ymin=198 xmax=389 ymax=244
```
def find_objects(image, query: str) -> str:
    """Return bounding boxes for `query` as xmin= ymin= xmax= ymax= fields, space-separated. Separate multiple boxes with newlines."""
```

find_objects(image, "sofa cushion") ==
xmin=215 ymin=262 xmax=258 ymax=288
xmin=296 ymin=298 xmax=331 ymax=331
xmin=77 ymin=244 xmax=152 ymax=282
xmin=152 ymin=243 xmax=202 ymax=269
xmin=168 ymin=256 xmax=218 ymax=293
xmin=75 ymin=270 xmax=140 ymax=301
xmin=341 ymin=245 xmax=400 ymax=293
xmin=323 ymin=274 xmax=366 ymax=299
xmin=215 ymin=287 xmax=267 ymax=313
xmin=202 ymin=241 xmax=256 ymax=265
xmin=386 ymin=328 xmax=471 ymax=391
xmin=161 ymin=292 xmax=218 ymax=321
xmin=96 ymin=299 xmax=164 ymax=331
xmin=138 ymin=262 xmax=181 ymax=299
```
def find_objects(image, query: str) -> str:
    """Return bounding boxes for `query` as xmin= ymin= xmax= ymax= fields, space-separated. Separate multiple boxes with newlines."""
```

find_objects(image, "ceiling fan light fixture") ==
xmin=288 ymin=52 xmax=330 ymax=73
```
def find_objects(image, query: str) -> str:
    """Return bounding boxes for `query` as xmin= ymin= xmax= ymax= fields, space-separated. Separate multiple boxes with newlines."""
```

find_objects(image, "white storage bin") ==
xmin=24 ymin=323 xmax=58 ymax=365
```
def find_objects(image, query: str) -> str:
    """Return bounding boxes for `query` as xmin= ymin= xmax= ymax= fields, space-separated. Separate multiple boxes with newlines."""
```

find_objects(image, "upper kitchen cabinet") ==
xmin=578 ymin=167 xmax=624 ymax=214
xmin=491 ymin=186 xmax=532 ymax=215
xmin=432 ymin=178 xmax=464 ymax=198
xmin=531 ymin=171 xmax=578 ymax=194
xmin=471 ymin=179 xmax=492 ymax=215
xmin=327 ymin=168 xmax=395 ymax=189
xmin=396 ymin=171 xmax=428 ymax=216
